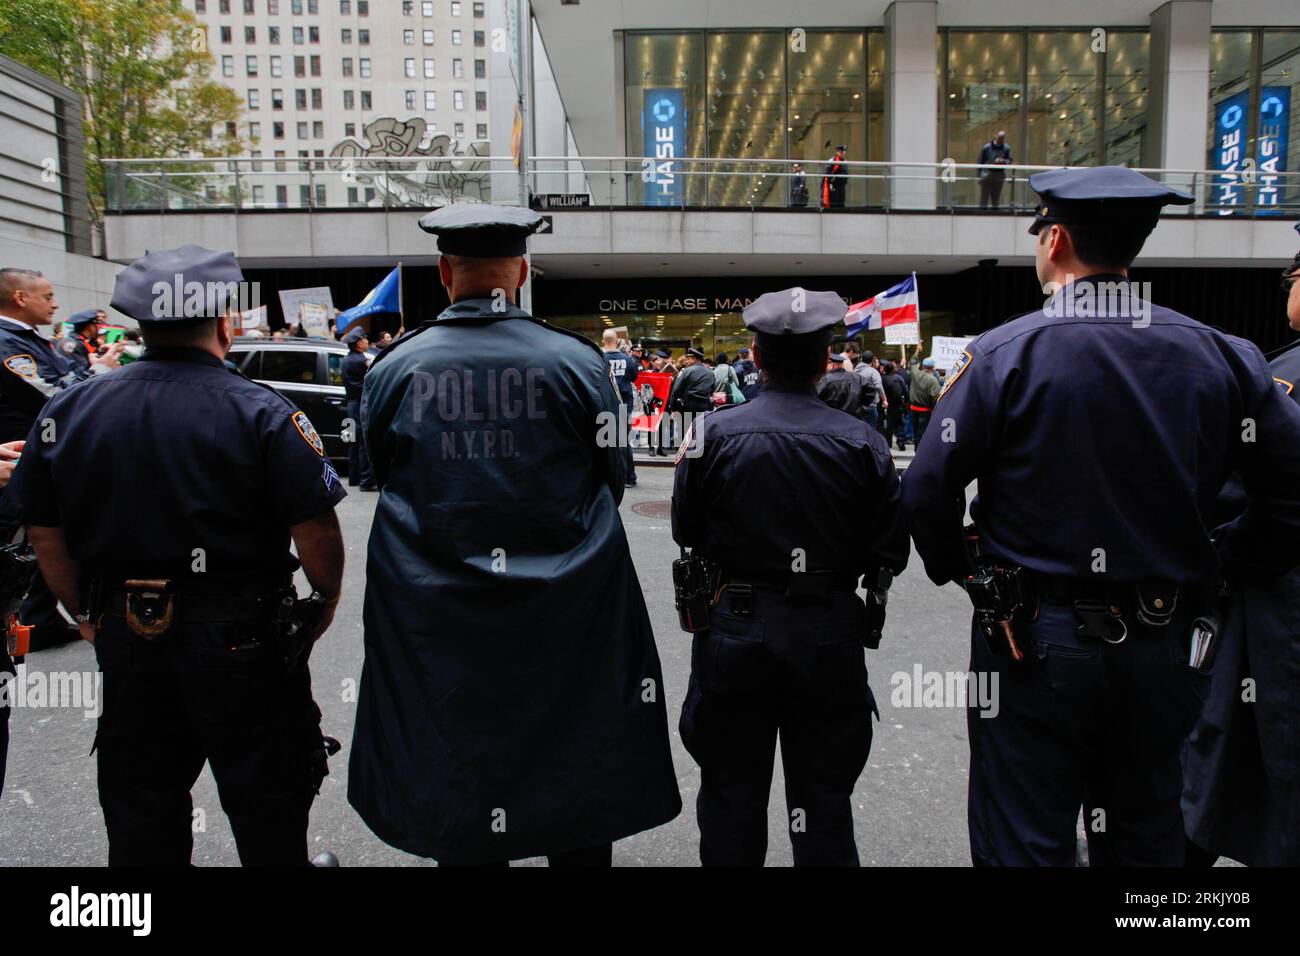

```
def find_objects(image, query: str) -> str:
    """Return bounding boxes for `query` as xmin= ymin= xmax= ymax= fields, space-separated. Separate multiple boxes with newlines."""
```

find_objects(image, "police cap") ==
xmin=743 ymin=288 xmax=847 ymax=337
xmin=1027 ymin=166 xmax=1193 ymax=236
xmin=685 ymin=347 xmax=705 ymax=361
xmin=417 ymin=204 xmax=545 ymax=257
xmin=343 ymin=326 xmax=368 ymax=345
xmin=68 ymin=309 xmax=100 ymax=329
xmin=112 ymin=245 xmax=244 ymax=325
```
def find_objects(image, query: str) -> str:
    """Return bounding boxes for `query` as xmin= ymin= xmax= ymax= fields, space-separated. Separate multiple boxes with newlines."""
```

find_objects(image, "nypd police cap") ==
xmin=343 ymin=326 xmax=367 ymax=345
xmin=417 ymin=204 xmax=545 ymax=257
xmin=68 ymin=309 xmax=100 ymax=329
xmin=111 ymin=245 xmax=244 ymax=324
xmin=1027 ymin=165 xmax=1193 ymax=236
xmin=743 ymin=288 xmax=847 ymax=337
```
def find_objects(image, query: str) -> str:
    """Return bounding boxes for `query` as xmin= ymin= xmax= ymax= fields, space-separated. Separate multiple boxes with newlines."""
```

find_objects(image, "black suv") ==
xmin=227 ymin=338 xmax=351 ymax=464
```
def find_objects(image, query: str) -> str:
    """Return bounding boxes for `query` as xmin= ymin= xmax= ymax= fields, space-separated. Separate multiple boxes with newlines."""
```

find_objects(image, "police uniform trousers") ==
xmin=0 ymin=647 xmax=12 ymax=798
xmin=345 ymin=399 xmax=372 ymax=486
xmin=680 ymin=587 xmax=876 ymax=866
xmin=967 ymin=598 xmax=1208 ymax=866
xmin=621 ymin=397 xmax=637 ymax=483
xmin=93 ymin=615 xmax=326 ymax=866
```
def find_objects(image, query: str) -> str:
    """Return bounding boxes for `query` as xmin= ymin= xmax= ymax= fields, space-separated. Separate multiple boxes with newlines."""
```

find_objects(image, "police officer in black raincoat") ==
xmin=903 ymin=167 xmax=1300 ymax=867
xmin=673 ymin=288 xmax=910 ymax=866
xmin=1182 ymin=238 xmax=1300 ymax=866
xmin=9 ymin=245 xmax=347 ymax=865
xmin=349 ymin=205 xmax=681 ymax=866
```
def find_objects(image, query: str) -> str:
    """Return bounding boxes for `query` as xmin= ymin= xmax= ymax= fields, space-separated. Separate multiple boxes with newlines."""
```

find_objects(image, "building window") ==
xmin=220 ymin=26 xmax=232 ymax=44
xmin=405 ymin=90 xmax=416 ymax=110
xmin=451 ymin=1 xmax=461 ymax=15
xmin=268 ymin=0 xmax=279 ymax=12
xmin=344 ymin=123 xmax=356 ymax=137
xmin=244 ymin=26 xmax=255 ymax=43
xmin=293 ymin=26 xmax=304 ymax=44
xmin=454 ymin=90 xmax=464 ymax=110
xmin=269 ymin=25 xmax=280 ymax=44
xmin=344 ymin=90 xmax=355 ymax=109
xmin=358 ymin=29 xmax=369 ymax=45
xmin=476 ymin=122 xmax=487 ymax=140
xmin=452 ymin=58 xmax=463 ymax=79
xmin=243 ymin=0 xmax=254 ymax=12
xmin=274 ymin=150 xmax=286 ymax=170
xmin=424 ymin=58 xmax=435 ymax=78
xmin=473 ymin=2 xmax=484 ymax=17
xmin=249 ymin=121 xmax=261 ymax=140
xmin=360 ymin=90 xmax=371 ymax=110
xmin=404 ymin=29 xmax=414 ymax=45
xmin=271 ymin=88 xmax=283 ymax=109
xmin=454 ymin=121 xmax=464 ymax=138
xmin=222 ymin=55 xmax=234 ymax=78
xmin=423 ymin=29 xmax=434 ymax=45
xmin=425 ymin=91 xmax=437 ymax=111
xmin=247 ymin=88 xmax=260 ymax=109
xmin=404 ymin=57 xmax=416 ymax=77
xmin=313 ymin=121 xmax=324 ymax=139
xmin=452 ymin=29 xmax=462 ymax=45
xmin=309 ymin=26 xmax=319 ymax=44
xmin=246 ymin=55 xmax=258 ymax=76
xmin=343 ymin=57 xmax=354 ymax=76
xmin=276 ymin=185 xmax=288 ymax=206
xmin=310 ymin=55 xmax=321 ymax=76
xmin=403 ymin=0 xmax=413 ymax=14
xmin=422 ymin=1 xmax=433 ymax=15
xmin=340 ymin=0 xmax=350 ymax=12
xmin=294 ymin=56 xmax=305 ymax=77
xmin=311 ymin=88 xmax=322 ymax=109
xmin=308 ymin=0 xmax=318 ymax=13
xmin=219 ymin=0 xmax=230 ymax=11
xmin=359 ymin=57 xmax=370 ymax=78
xmin=270 ymin=55 xmax=283 ymax=77
xmin=297 ymin=121 xmax=308 ymax=139
xmin=342 ymin=29 xmax=352 ymax=44
xmin=475 ymin=90 xmax=485 ymax=111
xmin=474 ymin=58 xmax=485 ymax=79
xmin=358 ymin=0 xmax=368 ymax=13
xmin=291 ymin=0 xmax=302 ymax=12
xmin=474 ymin=30 xmax=485 ymax=47
xmin=195 ymin=0 xmax=207 ymax=12
xmin=252 ymin=185 xmax=265 ymax=207
xmin=295 ymin=88 xmax=307 ymax=109
xmin=273 ymin=121 xmax=285 ymax=139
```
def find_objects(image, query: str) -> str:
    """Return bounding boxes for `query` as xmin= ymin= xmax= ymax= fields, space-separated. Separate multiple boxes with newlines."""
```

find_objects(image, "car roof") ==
xmin=229 ymin=338 xmax=347 ymax=351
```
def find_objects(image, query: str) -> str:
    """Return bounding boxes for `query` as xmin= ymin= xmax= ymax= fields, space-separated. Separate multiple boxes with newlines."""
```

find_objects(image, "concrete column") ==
xmin=1143 ymin=0 xmax=1212 ymax=195
xmin=884 ymin=1 xmax=939 ymax=209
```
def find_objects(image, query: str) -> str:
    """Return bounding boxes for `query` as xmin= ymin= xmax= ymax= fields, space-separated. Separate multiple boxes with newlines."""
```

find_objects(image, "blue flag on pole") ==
xmin=336 ymin=267 xmax=401 ymax=333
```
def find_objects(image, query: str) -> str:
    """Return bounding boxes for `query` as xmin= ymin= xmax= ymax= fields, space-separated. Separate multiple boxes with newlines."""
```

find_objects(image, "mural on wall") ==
xmin=329 ymin=117 xmax=493 ymax=206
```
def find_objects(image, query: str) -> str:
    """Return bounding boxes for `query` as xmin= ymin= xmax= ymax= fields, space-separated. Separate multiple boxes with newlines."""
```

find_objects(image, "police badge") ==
xmin=292 ymin=410 xmax=326 ymax=456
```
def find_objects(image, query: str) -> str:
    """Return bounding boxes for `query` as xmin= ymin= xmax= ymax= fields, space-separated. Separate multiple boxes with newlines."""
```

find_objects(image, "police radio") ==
xmin=672 ymin=548 xmax=721 ymax=633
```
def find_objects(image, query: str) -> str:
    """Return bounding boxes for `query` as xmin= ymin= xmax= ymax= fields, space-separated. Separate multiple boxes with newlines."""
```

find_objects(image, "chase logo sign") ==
xmin=1257 ymin=87 xmax=1291 ymax=213
xmin=1213 ymin=91 xmax=1249 ymax=214
xmin=643 ymin=88 xmax=686 ymax=206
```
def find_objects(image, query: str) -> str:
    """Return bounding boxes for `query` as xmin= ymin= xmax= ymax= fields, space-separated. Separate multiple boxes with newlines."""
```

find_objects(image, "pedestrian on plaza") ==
xmin=733 ymin=346 xmax=760 ymax=401
xmin=604 ymin=328 xmax=640 ymax=487
xmin=342 ymin=326 xmax=375 ymax=491
xmin=672 ymin=287 xmax=909 ymax=865
xmin=816 ymin=351 xmax=865 ymax=417
xmin=712 ymin=351 xmax=742 ymax=404
xmin=349 ymin=205 xmax=681 ymax=866
xmin=880 ymin=360 xmax=907 ymax=451
xmin=906 ymin=347 xmax=941 ymax=446
xmin=902 ymin=166 xmax=1300 ymax=866
xmin=845 ymin=342 xmax=884 ymax=429
xmin=10 ymin=245 xmax=347 ymax=866
xmin=822 ymin=145 xmax=848 ymax=209
xmin=789 ymin=163 xmax=809 ymax=208
xmin=977 ymin=130 xmax=1013 ymax=209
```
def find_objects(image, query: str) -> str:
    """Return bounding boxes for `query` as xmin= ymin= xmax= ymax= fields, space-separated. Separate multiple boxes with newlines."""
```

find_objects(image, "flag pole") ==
xmin=397 ymin=261 xmax=404 ymax=331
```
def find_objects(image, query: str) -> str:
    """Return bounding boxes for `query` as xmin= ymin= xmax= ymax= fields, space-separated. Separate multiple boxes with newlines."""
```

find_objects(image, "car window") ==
xmin=260 ymin=350 xmax=318 ymax=385
xmin=327 ymin=353 xmax=344 ymax=387
xmin=234 ymin=350 xmax=260 ymax=377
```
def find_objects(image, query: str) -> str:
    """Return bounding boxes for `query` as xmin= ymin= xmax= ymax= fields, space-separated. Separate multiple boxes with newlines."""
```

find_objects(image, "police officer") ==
xmin=0 ymin=271 xmax=120 ymax=650
xmin=1182 ymin=230 xmax=1300 ymax=866
xmin=349 ymin=205 xmax=681 ymax=866
xmin=60 ymin=309 xmax=118 ymax=373
xmin=732 ymin=346 xmax=760 ymax=401
xmin=341 ymin=325 xmax=375 ymax=490
xmin=902 ymin=167 xmax=1300 ymax=867
xmin=602 ymin=329 xmax=639 ymax=487
xmin=10 ymin=245 xmax=347 ymax=866
xmin=673 ymin=288 xmax=910 ymax=866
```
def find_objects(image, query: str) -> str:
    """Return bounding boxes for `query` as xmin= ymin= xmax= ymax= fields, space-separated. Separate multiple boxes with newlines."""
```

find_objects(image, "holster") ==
xmin=275 ymin=590 xmax=328 ymax=671
xmin=863 ymin=567 xmax=893 ymax=650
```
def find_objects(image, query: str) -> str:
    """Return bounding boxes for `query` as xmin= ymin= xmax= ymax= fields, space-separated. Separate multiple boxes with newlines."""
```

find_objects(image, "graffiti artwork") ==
xmin=329 ymin=117 xmax=493 ymax=207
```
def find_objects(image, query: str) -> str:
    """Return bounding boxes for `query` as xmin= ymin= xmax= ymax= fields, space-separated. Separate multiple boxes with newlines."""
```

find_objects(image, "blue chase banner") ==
xmin=1212 ymin=90 xmax=1250 ymax=215
xmin=1256 ymin=85 xmax=1291 ymax=213
xmin=643 ymin=88 xmax=686 ymax=206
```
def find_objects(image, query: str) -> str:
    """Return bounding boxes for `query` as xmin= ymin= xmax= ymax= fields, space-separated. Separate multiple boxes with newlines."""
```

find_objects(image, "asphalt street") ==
xmin=0 ymin=453 xmax=982 ymax=867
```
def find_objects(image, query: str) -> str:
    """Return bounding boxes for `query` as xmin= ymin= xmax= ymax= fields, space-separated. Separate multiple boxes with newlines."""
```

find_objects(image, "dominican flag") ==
xmin=845 ymin=273 xmax=919 ymax=337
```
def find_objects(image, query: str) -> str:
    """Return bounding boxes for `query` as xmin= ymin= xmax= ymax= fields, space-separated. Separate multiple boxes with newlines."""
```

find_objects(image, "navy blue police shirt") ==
xmin=902 ymin=277 xmax=1300 ymax=587
xmin=11 ymin=347 xmax=346 ymax=582
xmin=604 ymin=348 xmax=639 ymax=404
xmin=342 ymin=348 xmax=369 ymax=402
xmin=733 ymin=358 xmax=760 ymax=401
xmin=673 ymin=385 xmax=910 ymax=581
xmin=0 ymin=318 xmax=89 ymax=443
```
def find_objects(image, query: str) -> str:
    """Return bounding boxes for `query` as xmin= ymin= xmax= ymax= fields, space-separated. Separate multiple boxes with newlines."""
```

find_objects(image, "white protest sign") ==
xmin=884 ymin=321 xmax=921 ymax=346
xmin=278 ymin=287 xmax=334 ymax=327
xmin=931 ymin=335 xmax=975 ymax=371
xmin=299 ymin=302 xmax=331 ymax=337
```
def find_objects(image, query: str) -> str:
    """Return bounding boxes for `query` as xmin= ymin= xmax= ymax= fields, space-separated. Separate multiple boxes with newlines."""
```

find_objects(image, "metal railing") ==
xmin=100 ymin=155 xmax=1300 ymax=218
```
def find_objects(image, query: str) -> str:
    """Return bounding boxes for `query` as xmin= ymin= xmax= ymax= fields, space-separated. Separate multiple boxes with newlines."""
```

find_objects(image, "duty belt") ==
xmin=1028 ymin=572 xmax=1182 ymax=642
xmin=723 ymin=569 xmax=860 ymax=606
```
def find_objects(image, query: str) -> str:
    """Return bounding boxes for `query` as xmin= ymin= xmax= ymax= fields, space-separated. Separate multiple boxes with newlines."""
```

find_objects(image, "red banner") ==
xmin=631 ymin=371 xmax=673 ymax=433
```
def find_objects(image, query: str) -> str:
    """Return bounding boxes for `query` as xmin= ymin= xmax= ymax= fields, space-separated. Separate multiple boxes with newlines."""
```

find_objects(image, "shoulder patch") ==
xmin=937 ymin=350 xmax=972 ymax=401
xmin=3 ymin=354 xmax=38 ymax=380
xmin=1275 ymin=376 xmax=1294 ymax=396
xmin=292 ymin=410 xmax=326 ymax=456
xmin=59 ymin=338 xmax=79 ymax=355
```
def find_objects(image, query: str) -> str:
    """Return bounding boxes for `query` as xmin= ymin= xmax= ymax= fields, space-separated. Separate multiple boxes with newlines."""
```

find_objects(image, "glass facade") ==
xmin=624 ymin=29 xmax=883 ymax=207
xmin=938 ymin=28 xmax=1148 ymax=207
